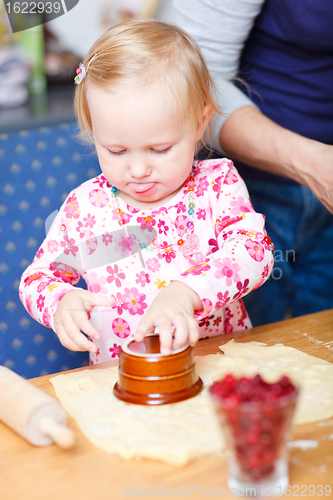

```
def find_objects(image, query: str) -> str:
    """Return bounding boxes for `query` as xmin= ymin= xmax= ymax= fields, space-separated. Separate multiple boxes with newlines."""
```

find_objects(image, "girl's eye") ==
xmin=151 ymin=146 xmax=172 ymax=155
xmin=108 ymin=149 xmax=125 ymax=156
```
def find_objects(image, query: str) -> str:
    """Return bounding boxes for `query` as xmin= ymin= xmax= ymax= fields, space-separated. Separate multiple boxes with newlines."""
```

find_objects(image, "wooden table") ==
xmin=1 ymin=310 xmax=332 ymax=500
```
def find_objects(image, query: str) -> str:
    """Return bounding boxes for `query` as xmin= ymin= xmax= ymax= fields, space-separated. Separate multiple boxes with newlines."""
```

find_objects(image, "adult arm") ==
xmin=219 ymin=107 xmax=333 ymax=213
xmin=173 ymin=0 xmax=264 ymax=148
xmin=174 ymin=0 xmax=333 ymax=212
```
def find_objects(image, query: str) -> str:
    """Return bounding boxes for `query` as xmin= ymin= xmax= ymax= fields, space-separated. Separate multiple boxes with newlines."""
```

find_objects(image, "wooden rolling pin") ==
xmin=0 ymin=366 xmax=75 ymax=449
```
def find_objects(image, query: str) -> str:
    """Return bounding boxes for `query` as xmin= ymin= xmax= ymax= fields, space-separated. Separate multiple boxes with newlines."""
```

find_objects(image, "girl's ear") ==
xmin=195 ymin=104 xmax=214 ymax=141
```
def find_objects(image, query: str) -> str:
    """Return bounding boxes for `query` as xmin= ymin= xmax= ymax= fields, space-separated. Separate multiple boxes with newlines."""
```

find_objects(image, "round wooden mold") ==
xmin=113 ymin=334 xmax=203 ymax=405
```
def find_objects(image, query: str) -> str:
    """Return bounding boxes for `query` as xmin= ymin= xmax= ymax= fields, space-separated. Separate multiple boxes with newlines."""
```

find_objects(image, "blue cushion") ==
xmin=0 ymin=122 xmax=101 ymax=377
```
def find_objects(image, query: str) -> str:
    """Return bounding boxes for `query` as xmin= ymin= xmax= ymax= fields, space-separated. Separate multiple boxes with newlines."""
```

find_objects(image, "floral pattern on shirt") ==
xmin=19 ymin=159 xmax=274 ymax=363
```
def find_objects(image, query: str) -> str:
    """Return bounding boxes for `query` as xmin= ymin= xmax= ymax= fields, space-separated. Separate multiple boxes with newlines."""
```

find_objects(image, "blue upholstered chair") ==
xmin=0 ymin=122 xmax=101 ymax=378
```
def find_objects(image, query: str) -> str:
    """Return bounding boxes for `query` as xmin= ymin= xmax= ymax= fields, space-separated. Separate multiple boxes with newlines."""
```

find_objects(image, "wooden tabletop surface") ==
xmin=0 ymin=309 xmax=332 ymax=500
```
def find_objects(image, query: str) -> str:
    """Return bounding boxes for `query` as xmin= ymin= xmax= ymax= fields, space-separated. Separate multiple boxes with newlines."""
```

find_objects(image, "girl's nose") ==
xmin=130 ymin=157 xmax=152 ymax=178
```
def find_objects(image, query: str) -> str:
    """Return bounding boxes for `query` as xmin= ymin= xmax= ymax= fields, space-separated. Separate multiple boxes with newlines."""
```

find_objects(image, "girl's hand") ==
xmin=54 ymin=290 xmax=114 ymax=353
xmin=134 ymin=281 xmax=203 ymax=355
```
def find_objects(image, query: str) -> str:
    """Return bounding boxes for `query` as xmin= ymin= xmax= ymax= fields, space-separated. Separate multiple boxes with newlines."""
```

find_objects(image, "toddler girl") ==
xmin=19 ymin=19 xmax=274 ymax=363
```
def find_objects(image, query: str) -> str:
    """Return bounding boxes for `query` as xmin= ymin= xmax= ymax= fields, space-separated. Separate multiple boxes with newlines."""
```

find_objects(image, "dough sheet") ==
xmin=50 ymin=340 xmax=333 ymax=465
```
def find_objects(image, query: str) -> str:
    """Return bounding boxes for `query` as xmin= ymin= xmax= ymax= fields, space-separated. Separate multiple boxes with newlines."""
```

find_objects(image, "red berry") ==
xmin=272 ymin=383 xmax=282 ymax=395
xmin=251 ymin=468 xmax=262 ymax=480
xmin=262 ymin=450 xmax=276 ymax=464
xmin=280 ymin=376 xmax=290 ymax=387
xmin=248 ymin=455 xmax=261 ymax=469
xmin=246 ymin=430 xmax=260 ymax=446
xmin=260 ymin=432 xmax=272 ymax=446
xmin=209 ymin=373 xmax=298 ymax=481
xmin=225 ymin=373 xmax=235 ymax=385
xmin=261 ymin=418 xmax=273 ymax=432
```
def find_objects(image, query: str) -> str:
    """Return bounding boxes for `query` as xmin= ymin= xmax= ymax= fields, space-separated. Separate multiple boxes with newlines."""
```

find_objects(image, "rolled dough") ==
xmin=50 ymin=340 xmax=333 ymax=466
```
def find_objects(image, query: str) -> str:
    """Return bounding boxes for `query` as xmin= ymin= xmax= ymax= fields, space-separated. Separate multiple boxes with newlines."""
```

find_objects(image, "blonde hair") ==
xmin=74 ymin=18 xmax=220 ymax=145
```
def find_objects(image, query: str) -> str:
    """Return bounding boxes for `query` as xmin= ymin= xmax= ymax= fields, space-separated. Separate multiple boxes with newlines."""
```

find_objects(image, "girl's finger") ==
xmin=135 ymin=317 xmax=155 ymax=341
xmin=56 ymin=323 xmax=87 ymax=352
xmin=157 ymin=315 xmax=174 ymax=355
xmin=61 ymin=315 xmax=98 ymax=352
xmin=59 ymin=304 xmax=100 ymax=340
xmin=83 ymin=292 xmax=114 ymax=309
xmin=187 ymin=316 xmax=200 ymax=346
xmin=72 ymin=310 xmax=101 ymax=341
xmin=171 ymin=313 xmax=189 ymax=349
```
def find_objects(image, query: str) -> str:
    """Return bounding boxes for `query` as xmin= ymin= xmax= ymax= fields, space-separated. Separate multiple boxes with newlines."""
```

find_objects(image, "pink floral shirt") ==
xmin=19 ymin=159 xmax=274 ymax=364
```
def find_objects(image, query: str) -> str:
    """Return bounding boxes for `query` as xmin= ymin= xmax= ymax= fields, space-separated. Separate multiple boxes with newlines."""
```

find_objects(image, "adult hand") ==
xmin=297 ymin=140 xmax=333 ymax=213
xmin=220 ymin=106 xmax=333 ymax=213
xmin=135 ymin=281 xmax=203 ymax=355
xmin=54 ymin=290 xmax=114 ymax=353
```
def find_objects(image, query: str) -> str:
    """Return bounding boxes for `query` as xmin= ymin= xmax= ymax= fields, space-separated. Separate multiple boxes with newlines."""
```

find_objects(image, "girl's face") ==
xmin=87 ymin=82 xmax=206 ymax=209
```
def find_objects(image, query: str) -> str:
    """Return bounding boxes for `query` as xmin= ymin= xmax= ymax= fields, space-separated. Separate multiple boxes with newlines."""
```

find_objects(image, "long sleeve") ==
xmin=173 ymin=0 xmax=265 ymax=152
xmin=19 ymin=189 xmax=86 ymax=332
xmin=174 ymin=160 xmax=274 ymax=315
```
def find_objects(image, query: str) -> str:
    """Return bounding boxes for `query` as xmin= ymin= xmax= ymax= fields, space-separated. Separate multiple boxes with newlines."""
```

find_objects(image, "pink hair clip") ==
xmin=74 ymin=63 xmax=86 ymax=84
xmin=74 ymin=53 xmax=98 ymax=85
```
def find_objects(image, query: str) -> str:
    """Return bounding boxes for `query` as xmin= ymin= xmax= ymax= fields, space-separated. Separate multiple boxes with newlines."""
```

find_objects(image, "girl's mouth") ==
xmin=128 ymin=183 xmax=156 ymax=195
